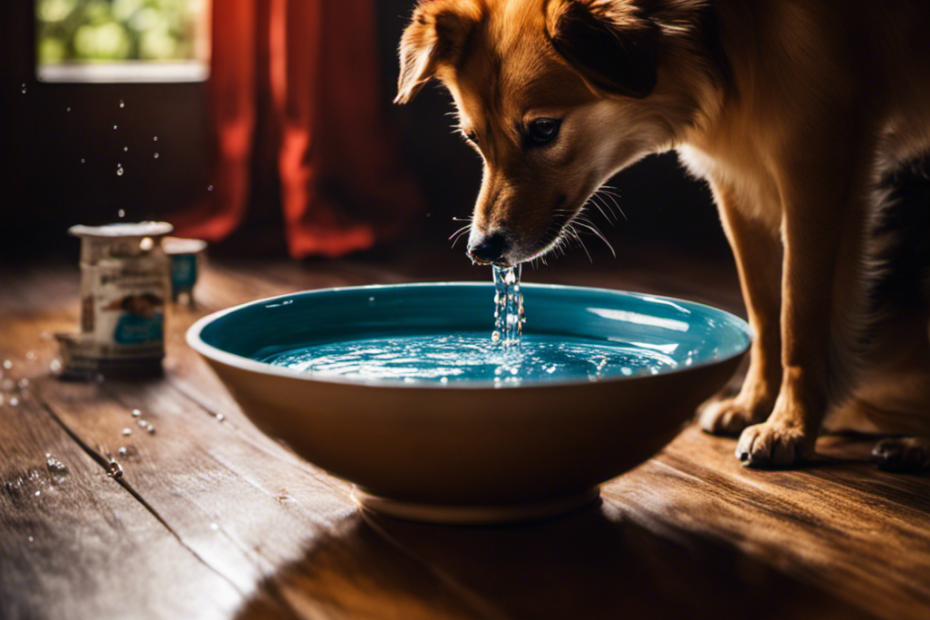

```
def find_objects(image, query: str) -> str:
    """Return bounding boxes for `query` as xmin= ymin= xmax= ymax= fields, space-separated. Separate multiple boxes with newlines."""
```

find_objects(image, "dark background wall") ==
xmin=1 ymin=0 xmax=728 ymax=262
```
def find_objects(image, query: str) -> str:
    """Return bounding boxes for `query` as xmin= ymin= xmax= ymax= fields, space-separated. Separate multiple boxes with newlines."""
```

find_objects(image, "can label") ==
xmin=81 ymin=259 xmax=168 ymax=360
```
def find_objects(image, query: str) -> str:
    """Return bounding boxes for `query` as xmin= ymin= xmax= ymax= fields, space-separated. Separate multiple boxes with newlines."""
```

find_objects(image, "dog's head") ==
xmin=397 ymin=0 xmax=720 ymax=265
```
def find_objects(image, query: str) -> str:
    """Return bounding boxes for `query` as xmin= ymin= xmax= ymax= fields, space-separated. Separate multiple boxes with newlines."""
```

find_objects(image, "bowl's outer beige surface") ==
xmin=202 ymin=352 xmax=743 ymax=507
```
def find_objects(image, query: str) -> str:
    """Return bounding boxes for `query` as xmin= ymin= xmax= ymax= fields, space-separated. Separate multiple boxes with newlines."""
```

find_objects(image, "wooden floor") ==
xmin=2 ymin=242 xmax=929 ymax=620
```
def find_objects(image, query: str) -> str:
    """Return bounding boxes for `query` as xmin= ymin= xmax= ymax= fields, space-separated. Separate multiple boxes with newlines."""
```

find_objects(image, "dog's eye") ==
xmin=527 ymin=118 xmax=561 ymax=147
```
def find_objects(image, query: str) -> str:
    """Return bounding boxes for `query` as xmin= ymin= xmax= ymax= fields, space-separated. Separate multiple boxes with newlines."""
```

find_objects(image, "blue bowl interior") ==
xmin=196 ymin=283 xmax=750 ymax=387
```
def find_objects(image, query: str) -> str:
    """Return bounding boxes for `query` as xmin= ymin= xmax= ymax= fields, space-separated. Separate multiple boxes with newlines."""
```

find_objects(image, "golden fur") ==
xmin=397 ymin=0 xmax=930 ymax=468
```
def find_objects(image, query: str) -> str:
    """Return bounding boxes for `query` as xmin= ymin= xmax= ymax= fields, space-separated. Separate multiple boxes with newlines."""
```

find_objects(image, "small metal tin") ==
xmin=162 ymin=236 xmax=207 ymax=306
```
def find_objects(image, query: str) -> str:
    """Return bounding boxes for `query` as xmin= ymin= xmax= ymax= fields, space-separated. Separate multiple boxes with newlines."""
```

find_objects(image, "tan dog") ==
xmin=396 ymin=0 xmax=930 ymax=469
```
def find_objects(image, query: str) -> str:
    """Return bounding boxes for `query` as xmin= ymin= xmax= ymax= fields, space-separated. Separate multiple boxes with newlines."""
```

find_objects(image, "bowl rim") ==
xmin=186 ymin=281 xmax=751 ymax=391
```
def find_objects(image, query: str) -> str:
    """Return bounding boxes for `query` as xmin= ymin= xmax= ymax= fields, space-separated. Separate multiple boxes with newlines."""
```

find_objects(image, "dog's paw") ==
xmin=735 ymin=420 xmax=815 ymax=468
xmin=871 ymin=437 xmax=930 ymax=472
xmin=700 ymin=397 xmax=769 ymax=436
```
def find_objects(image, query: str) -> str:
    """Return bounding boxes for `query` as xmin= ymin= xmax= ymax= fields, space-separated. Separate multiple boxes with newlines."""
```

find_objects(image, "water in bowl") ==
xmin=263 ymin=334 xmax=677 ymax=386
xmin=263 ymin=265 xmax=677 ymax=386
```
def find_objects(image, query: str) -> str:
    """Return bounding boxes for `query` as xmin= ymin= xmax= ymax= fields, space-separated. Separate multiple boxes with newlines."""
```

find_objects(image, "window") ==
xmin=36 ymin=0 xmax=210 ymax=83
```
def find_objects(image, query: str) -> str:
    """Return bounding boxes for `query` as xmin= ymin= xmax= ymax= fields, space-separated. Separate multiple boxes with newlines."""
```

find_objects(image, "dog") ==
xmin=395 ymin=0 xmax=930 ymax=469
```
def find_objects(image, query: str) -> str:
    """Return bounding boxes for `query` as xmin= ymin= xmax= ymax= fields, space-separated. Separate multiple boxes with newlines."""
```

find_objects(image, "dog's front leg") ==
xmin=700 ymin=182 xmax=783 ymax=435
xmin=736 ymin=147 xmax=871 ymax=467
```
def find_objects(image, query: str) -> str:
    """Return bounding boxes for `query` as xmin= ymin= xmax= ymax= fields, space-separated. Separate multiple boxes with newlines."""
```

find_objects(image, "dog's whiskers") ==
xmin=593 ymin=186 xmax=626 ymax=222
xmin=566 ymin=223 xmax=594 ymax=263
xmin=574 ymin=219 xmax=617 ymax=258
xmin=449 ymin=214 xmax=474 ymax=249
xmin=449 ymin=223 xmax=471 ymax=248
xmin=590 ymin=194 xmax=615 ymax=224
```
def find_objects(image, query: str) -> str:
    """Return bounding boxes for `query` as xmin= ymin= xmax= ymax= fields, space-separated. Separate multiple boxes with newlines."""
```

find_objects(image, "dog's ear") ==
xmin=546 ymin=0 xmax=658 ymax=98
xmin=395 ymin=1 xmax=480 ymax=104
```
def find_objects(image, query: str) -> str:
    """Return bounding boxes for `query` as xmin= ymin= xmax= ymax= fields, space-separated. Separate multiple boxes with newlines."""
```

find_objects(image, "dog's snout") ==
xmin=467 ymin=232 xmax=508 ymax=264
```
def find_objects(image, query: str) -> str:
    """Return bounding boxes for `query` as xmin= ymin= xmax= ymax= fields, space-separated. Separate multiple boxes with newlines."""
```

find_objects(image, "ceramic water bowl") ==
xmin=188 ymin=283 xmax=750 ymax=524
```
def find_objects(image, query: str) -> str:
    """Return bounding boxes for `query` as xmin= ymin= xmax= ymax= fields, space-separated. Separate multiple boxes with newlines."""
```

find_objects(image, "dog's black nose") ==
xmin=468 ymin=233 xmax=507 ymax=264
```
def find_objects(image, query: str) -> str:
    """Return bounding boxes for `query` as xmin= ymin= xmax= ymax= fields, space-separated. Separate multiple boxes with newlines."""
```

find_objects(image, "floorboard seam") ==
xmin=36 ymin=393 xmax=250 ymax=600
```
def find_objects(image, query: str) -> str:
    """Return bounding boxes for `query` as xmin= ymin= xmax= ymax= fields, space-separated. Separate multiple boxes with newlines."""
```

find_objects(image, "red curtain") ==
xmin=171 ymin=0 xmax=423 ymax=258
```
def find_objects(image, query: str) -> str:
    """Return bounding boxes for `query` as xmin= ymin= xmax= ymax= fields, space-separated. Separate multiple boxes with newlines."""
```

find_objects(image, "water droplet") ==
xmin=121 ymin=428 xmax=132 ymax=436
xmin=146 ymin=425 xmax=156 ymax=435
xmin=153 ymin=136 xmax=158 ymax=141
xmin=107 ymin=460 xmax=123 ymax=479
xmin=49 ymin=359 xmax=62 ymax=374
xmin=9 ymin=397 xmax=19 ymax=407
xmin=131 ymin=409 xmax=141 ymax=417
xmin=46 ymin=456 xmax=68 ymax=475
xmin=209 ymin=523 xmax=219 ymax=531
xmin=123 ymin=146 xmax=128 ymax=152
xmin=207 ymin=184 xmax=213 ymax=191
xmin=113 ymin=125 xmax=118 ymax=130
xmin=80 ymin=158 xmax=86 ymax=164
xmin=216 ymin=413 xmax=225 ymax=422
xmin=137 ymin=419 xmax=148 ymax=428
xmin=18 ymin=378 xmax=29 ymax=389
xmin=28 ymin=536 xmax=34 ymax=543
xmin=117 ymin=447 xmax=128 ymax=456
xmin=118 ymin=209 xmax=125 ymax=218
xmin=21 ymin=84 xmax=26 ymax=94
xmin=66 ymin=107 xmax=71 ymax=112
xmin=491 ymin=331 xmax=501 ymax=343
xmin=116 ymin=164 xmax=124 ymax=176
xmin=34 ymin=490 xmax=40 ymax=496
xmin=153 ymin=152 xmax=159 ymax=159
xmin=3 ymin=360 xmax=12 ymax=370
xmin=119 ymin=100 xmax=125 ymax=108
xmin=440 ymin=377 xmax=449 ymax=384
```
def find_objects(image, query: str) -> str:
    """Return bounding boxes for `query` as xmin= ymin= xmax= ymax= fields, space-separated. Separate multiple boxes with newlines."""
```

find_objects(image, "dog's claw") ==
xmin=736 ymin=420 xmax=814 ymax=468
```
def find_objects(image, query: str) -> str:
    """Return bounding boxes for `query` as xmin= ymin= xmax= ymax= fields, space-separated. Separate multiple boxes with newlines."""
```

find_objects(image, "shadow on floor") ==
xmin=234 ymin=499 xmax=873 ymax=620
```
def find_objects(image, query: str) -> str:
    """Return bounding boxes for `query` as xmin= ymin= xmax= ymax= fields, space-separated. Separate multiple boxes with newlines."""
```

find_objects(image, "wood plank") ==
xmin=0 ymin=392 xmax=244 ymax=620
xmin=605 ymin=426 xmax=930 ymax=620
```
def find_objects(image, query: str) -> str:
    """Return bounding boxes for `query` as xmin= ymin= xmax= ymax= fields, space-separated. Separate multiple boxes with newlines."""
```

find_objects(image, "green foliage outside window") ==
xmin=37 ymin=0 xmax=206 ymax=63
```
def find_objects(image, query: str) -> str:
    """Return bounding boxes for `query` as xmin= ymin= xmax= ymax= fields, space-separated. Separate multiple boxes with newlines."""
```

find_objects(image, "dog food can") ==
xmin=67 ymin=222 xmax=173 ymax=376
